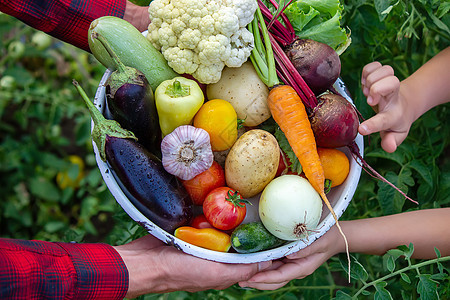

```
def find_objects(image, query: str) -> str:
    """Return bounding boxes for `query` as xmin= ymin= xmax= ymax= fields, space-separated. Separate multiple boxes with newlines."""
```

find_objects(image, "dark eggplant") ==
xmin=74 ymin=80 xmax=192 ymax=233
xmin=106 ymin=136 xmax=193 ymax=232
xmin=92 ymin=32 xmax=161 ymax=156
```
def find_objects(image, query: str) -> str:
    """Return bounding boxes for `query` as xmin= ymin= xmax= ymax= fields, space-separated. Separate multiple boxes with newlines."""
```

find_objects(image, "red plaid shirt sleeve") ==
xmin=0 ymin=238 xmax=128 ymax=299
xmin=0 ymin=0 xmax=126 ymax=51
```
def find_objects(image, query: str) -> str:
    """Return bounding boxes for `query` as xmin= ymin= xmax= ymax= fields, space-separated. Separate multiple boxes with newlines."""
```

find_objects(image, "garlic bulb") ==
xmin=161 ymin=125 xmax=214 ymax=180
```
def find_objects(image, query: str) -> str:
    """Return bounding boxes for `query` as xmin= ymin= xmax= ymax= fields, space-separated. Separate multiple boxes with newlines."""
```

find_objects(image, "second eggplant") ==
xmin=92 ymin=31 xmax=161 ymax=156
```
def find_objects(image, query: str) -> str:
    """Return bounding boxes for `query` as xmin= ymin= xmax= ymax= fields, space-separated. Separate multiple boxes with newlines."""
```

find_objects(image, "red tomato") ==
xmin=275 ymin=153 xmax=287 ymax=177
xmin=276 ymin=151 xmax=301 ymax=176
xmin=191 ymin=214 xmax=214 ymax=229
xmin=203 ymin=187 xmax=248 ymax=231
xmin=181 ymin=161 xmax=225 ymax=206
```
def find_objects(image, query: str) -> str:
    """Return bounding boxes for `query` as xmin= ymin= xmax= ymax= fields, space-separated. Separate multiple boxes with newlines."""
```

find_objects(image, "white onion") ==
xmin=259 ymin=175 xmax=322 ymax=241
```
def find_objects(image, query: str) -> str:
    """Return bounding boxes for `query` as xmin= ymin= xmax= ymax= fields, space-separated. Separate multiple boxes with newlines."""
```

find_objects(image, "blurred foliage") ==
xmin=0 ymin=12 xmax=121 ymax=242
xmin=1 ymin=0 xmax=449 ymax=299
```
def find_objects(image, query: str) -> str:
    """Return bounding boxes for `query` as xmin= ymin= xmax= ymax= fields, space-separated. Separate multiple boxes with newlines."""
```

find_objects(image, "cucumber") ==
xmin=231 ymin=221 xmax=285 ymax=254
xmin=88 ymin=16 xmax=177 ymax=91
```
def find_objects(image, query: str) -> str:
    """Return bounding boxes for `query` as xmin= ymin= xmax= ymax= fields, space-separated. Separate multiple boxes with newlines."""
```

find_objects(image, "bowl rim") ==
xmin=93 ymin=71 xmax=363 ymax=263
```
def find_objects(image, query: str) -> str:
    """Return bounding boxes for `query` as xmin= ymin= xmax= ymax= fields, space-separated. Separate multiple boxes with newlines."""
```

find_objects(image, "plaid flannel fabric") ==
xmin=0 ymin=0 xmax=126 ymax=51
xmin=0 ymin=238 xmax=128 ymax=299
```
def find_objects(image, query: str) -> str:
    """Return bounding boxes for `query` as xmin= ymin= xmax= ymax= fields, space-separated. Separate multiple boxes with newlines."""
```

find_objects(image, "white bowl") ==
xmin=93 ymin=71 xmax=363 ymax=263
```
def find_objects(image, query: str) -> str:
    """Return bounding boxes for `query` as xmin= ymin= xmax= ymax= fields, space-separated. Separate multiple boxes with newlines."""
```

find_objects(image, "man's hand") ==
xmin=123 ymin=1 xmax=151 ymax=32
xmin=113 ymin=234 xmax=272 ymax=298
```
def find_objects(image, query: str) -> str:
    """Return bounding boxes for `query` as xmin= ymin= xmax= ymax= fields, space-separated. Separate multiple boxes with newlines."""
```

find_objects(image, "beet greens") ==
xmin=249 ymin=1 xmax=417 ymax=204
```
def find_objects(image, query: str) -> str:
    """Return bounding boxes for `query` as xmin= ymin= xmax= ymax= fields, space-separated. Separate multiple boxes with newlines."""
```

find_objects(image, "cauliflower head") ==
xmin=147 ymin=0 xmax=257 ymax=84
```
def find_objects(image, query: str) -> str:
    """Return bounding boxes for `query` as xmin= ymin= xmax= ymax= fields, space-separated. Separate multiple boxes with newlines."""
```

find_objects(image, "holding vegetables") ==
xmin=84 ymin=0 xmax=370 ymax=264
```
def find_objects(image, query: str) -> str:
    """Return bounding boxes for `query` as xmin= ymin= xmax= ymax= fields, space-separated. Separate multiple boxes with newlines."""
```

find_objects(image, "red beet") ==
xmin=309 ymin=93 xmax=359 ymax=148
xmin=285 ymin=39 xmax=341 ymax=95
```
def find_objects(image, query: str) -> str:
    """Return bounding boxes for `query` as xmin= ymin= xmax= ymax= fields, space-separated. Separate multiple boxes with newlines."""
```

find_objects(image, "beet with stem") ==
xmin=251 ymin=0 xmax=418 ymax=204
xmin=309 ymin=93 xmax=359 ymax=148
xmin=285 ymin=39 xmax=341 ymax=95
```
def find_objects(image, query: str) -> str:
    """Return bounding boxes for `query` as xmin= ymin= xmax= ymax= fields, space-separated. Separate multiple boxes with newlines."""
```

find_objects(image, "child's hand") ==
xmin=238 ymin=225 xmax=343 ymax=290
xmin=358 ymin=62 xmax=414 ymax=153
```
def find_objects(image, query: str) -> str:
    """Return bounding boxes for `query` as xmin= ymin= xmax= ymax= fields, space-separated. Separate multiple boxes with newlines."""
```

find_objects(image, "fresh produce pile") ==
xmin=76 ymin=0 xmax=412 ymax=258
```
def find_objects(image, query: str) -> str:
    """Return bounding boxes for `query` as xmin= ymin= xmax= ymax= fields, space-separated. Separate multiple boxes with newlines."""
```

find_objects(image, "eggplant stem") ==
xmin=72 ymin=80 xmax=137 ymax=162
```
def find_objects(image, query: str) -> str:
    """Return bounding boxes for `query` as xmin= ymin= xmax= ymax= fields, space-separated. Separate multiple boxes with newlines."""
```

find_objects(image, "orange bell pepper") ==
xmin=174 ymin=226 xmax=231 ymax=252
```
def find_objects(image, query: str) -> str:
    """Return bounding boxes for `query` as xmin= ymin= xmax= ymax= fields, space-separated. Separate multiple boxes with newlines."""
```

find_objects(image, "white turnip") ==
xmin=259 ymin=175 xmax=322 ymax=241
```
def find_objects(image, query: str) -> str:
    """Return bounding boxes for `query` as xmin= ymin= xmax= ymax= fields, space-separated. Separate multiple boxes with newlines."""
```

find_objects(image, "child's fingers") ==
xmin=368 ymin=75 xmax=400 ymax=106
xmin=380 ymin=132 xmax=399 ymax=153
xmin=380 ymin=131 xmax=408 ymax=153
xmin=362 ymin=63 xmax=395 ymax=99
xmin=365 ymin=64 xmax=395 ymax=87
xmin=361 ymin=61 xmax=382 ymax=85
xmin=358 ymin=112 xmax=394 ymax=136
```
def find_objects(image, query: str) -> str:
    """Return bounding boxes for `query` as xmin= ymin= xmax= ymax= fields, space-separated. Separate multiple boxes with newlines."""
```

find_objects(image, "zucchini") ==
xmin=88 ymin=16 xmax=177 ymax=91
xmin=231 ymin=221 xmax=285 ymax=254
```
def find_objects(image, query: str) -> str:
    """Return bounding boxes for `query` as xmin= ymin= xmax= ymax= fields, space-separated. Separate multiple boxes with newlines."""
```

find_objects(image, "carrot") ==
xmin=268 ymin=84 xmax=351 ymax=280
xmin=250 ymin=6 xmax=352 ymax=281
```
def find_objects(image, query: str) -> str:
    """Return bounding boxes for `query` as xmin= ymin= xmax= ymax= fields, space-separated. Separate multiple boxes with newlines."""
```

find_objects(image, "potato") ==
xmin=225 ymin=129 xmax=280 ymax=198
xmin=206 ymin=61 xmax=271 ymax=127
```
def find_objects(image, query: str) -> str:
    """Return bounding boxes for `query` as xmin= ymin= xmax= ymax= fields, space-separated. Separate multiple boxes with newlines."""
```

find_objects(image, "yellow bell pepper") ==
xmin=155 ymin=77 xmax=204 ymax=136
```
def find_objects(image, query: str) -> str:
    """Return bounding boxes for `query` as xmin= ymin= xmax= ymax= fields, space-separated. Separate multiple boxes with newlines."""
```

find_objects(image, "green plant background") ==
xmin=0 ymin=0 xmax=449 ymax=299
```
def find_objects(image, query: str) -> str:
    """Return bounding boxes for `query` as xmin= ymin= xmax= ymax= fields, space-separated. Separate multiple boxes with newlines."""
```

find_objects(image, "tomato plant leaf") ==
xmin=338 ymin=254 xmax=369 ymax=282
xmin=374 ymin=281 xmax=393 ymax=300
xmin=435 ymin=247 xmax=442 ymax=258
xmin=351 ymin=258 xmax=369 ymax=282
xmin=425 ymin=6 xmax=450 ymax=35
xmin=377 ymin=170 xmax=414 ymax=214
xmin=386 ymin=248 xmax=404 ymax=259
xmin=396 ymin=243 xmax=415 ymax=260
xmin=401 ymin=273 xmax=411 ymax=284
xmin=437 ymin=2 xmax=450 ymax=18
xmin=374 ymin=0 xmax=398 ymax=21
xmin=408 ymin=160 xmax=433 ymax=186
xmin=333 ymin=290 xmax=352 ymax=300
xmin=44 ymin=221 xmax=66 ymax=233
xmin=417 ymin=274 xmax=439 ymax=300
xmin=386 ymin=255 xmax=396 ymax=273
xmin=365 ymin=148 xmax=405 ymax=165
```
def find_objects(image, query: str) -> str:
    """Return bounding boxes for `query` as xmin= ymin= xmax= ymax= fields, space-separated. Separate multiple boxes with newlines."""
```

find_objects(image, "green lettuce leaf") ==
xmin=284 ymin=0 xmax=350 ymax=52
xmin=289 ymin=0 xmax=342 ymax=16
